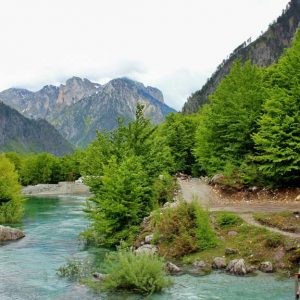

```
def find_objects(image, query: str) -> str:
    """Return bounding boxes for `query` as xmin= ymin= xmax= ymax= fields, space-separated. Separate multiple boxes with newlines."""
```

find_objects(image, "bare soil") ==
xmin=178 ymin=178 xmax=300 ymax=238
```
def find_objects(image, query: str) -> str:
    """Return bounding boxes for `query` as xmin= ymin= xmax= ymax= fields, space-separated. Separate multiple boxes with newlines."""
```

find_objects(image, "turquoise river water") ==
xmin=0 ymin=196 xmax=295 ymax=299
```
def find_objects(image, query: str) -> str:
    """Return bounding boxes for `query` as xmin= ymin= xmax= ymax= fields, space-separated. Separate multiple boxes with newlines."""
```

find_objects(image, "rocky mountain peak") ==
xmin=57 ymin=76 xmax=101 ymax=107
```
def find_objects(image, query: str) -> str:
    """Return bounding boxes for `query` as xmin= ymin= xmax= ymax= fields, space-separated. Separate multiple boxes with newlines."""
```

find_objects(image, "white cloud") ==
xmin=0 ymin=0 xmax=289 ymax=110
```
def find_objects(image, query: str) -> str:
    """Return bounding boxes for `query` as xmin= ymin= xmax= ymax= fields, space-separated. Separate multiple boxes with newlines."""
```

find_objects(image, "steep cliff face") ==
xmin=0 ymin=102 xmax=73 ymax=155
xmin=182 ymin=0 xmax=300 ymax=114
xmin=50 ymin=78 xmax=176 ymax=146
xmin=56 ymin=77 xmax=101 ymax=107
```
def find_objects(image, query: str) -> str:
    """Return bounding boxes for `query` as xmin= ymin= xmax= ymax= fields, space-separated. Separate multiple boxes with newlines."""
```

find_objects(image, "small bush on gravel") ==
xmin=216 ymin=212 xmax=242 ymax=228
xmin=152 ymin=200 xmax=218 ymax=257
xmin=57 ymin=257 xmax=96 ymax=280
xmin=100 ymin=250 xmax=172 ymax=294
xmin=265 ymin=233 xmax=282 ymax=248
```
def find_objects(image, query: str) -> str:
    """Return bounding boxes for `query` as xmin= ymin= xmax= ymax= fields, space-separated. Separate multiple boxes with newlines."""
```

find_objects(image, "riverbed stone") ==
xmin=225 ymin=248 xmax=239 ymax=255
xmin=135 ymin=244 xmax=158 ymax=255
xmin=228 ymin=231 xmax=238 ymax=236
xmin=226 ymin=259 xmax=247 ymax=276
xmin=259 ymin=261 xmax=274 ymax=273
xmin=273 ymin=246 xmax=285 ymax=261
xmin=92 ymin=272 xmax=106 ymax=280
xmin=193 ymin=260 xmax=207 ymax=269
xmin=165 ymin=262 xmax=181 ymax=274
xmin=144 ymin=234 xmax=153 ymax=244
xmin=0 ymin=226 xmax=25 ymax=242
xmin=212 ymin=257 xmax=227 ymax=269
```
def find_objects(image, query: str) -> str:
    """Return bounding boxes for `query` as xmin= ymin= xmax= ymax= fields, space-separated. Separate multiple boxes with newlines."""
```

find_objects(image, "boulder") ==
xmin=135 ymin=244 xmax=158 ymax=255
xmin=209 ymin=174 xmax=225 ymax=185
xmin=189 ymin=260 xmax=211 ymax=275
xmin=212 ymin=257 xmax=227 ymax=269
xmin=273 ymin=247 xmax=285 ymax=262
xmin=0 ymin=226 xmax=25 ymax=242
xmin=226 ymin=259 xmax=247 ymax=276
xmin=165 ymin=262 xmax=181 ymax=274
xmin=144 ymin=234 xmax=153 ymax=244
xmin=295 ymin=195 xmax=300 ymax=201
xmin=285 ymin=240 xmax=300 ymax=251
xmin=225 ymin=248 xmax=239 ymax=255
xmin=193 ymin=260 xmax=207 ymax=269
xmin=92 ymin=272 xmax=106 ymax=280
xmin=228 ymin=231 xmax=238 ymax=236
xmin=259 ymin=261 xmax=273 ymax=273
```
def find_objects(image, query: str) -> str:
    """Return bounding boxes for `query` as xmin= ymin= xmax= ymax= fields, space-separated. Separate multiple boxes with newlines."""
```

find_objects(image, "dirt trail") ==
xmin=239 ymin=213 xmax=300 ymax=238
xmin=178 ymin=178 xmax=300 ymax=238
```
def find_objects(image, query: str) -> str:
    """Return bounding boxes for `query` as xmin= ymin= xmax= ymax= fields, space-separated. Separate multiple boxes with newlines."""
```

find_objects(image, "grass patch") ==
xmin=253 ymin=212 xmax=300 ymax=233
xmin=183 ymin=211 xmax=296 ymax=271
xmin=216 ymin=212 xmax=242 ymax=228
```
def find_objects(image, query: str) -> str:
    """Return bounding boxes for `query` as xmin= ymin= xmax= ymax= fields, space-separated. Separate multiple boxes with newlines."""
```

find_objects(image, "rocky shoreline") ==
xmin=22 ymin=181 xmax=90 ymax=196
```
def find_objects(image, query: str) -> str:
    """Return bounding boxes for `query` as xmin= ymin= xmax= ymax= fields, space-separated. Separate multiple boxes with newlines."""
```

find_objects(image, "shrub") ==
xmin=216 ymin=212 xmax=242 ymax=228
xmin=152 ymin=173 xmax=177 ymax=206
xmin=152 ymin=200 xmax=217 ymax=257
xmin=265 ymin=233 xmax=282 ymax=248
xmin=101 ymin=250 xmax=172 ymax=294
xmin=0 ymin=155 xmax=24 ymax=223
xmin=57 ymin=257 xmax=96 ymax=280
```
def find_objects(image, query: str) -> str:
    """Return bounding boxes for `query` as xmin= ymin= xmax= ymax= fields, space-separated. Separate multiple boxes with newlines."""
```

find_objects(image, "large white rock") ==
xmin=0 ymin=226 xmax=25 ymax=242
xmin=212 ymin=257 xmax=227 ymax=269
xmin=135 ymin=244 xmax=158 ymax=255
xmin=226 ymin=259 xmax=247 ymax=275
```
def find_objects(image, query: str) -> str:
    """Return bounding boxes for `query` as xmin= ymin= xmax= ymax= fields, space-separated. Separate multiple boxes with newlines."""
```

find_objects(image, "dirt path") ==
xmin=178 ymin=178 xmax=300 ymax=238
xmin=239 ymin=213 xmax=300 ymax=238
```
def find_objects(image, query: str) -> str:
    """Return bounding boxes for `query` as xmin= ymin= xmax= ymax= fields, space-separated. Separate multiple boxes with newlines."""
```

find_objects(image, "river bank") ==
xmin=22 ymin=181 xmax=91 ymax=196
xmin=0 ymin=195 xmax=294 ymax=299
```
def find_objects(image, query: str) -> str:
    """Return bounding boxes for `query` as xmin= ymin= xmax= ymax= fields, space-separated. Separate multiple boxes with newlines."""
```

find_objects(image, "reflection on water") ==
xmin=0 ymin=196 xmax=294 ymax=300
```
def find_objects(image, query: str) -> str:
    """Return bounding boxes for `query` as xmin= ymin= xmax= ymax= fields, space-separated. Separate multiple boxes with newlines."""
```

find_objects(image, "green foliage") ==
xmin=57 ymin=257 xmax=96 ymax=280
xmin=264 ymin=233 xmax=282 ymax=248
xmin=253 ymin=30 xmax=300 ymax=186
xmin=84 ymin=156 xmax=152 ymax=247
xmin=160 ymin=113 xmax=198 ymax=174
xmin=194 ymin=61 xmax=265 ymax=177
xmin=4 ymin=151 xmax=81 ymax=186
xmin=216 ymin=212 xmax=242 ymax=228
xmin=152 ymin=200 xmax=217 ymax=258
xmin=152 ymin=173 xmax=177 ymax=206
xmin=0 ymin=155 xmax=23 ymax=223
xmin=101 ymin=250 xmax=172 ymax=295
xmin=82 ymin=104 xmax=175 ymax=247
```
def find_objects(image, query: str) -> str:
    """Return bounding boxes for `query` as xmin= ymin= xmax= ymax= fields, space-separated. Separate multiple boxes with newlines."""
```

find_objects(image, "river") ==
xmin=0 ymin=196 xmax=295 ymax=299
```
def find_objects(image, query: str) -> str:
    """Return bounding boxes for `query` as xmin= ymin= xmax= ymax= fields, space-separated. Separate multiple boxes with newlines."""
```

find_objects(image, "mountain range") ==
xmin=0 ymin=77 xmax=176 ymax=147
xmin=182 ymin=0 xmax=300 ymax=113
xmin=0 ymin=102 xmax=73 ymax=155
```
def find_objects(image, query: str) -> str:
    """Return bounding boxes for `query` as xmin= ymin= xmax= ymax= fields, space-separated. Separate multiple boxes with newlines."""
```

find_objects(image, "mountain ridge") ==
xmin=0 ymin=77 xmax=175 ymax=147
xmin=0 ymin=102 xmax=73 ymax=155
xmin=182 ymin=0 xmax=300 ymax=114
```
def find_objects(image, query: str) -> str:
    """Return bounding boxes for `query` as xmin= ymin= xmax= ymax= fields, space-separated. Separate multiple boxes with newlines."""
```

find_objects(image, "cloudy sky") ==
xmin=0 ymin=0 xmax=289 ymax=110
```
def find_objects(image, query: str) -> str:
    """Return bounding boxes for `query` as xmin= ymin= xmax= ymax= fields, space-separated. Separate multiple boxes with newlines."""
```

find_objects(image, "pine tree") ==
xmin=194 ymin=61 xmax=264 ymax=176
xmin=253 ymin=30 xmax=300 ymax=185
